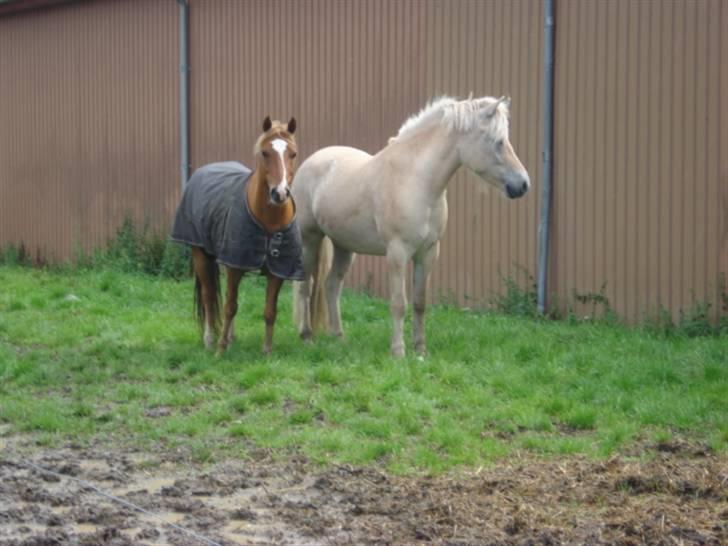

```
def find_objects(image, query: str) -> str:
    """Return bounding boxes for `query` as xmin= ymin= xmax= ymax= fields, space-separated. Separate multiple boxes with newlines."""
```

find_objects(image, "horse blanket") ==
xmin=171 ymin=161 xmax=305 ymax=281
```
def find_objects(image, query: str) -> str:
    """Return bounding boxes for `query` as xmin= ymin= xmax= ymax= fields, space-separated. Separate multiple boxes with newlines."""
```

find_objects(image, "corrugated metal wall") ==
xmin=189 ymin=0 xmax=543 ymax=307
xmin=0 ymin=0 xmax=178 ymax=261
xmin=1 ymin=0 xmax=725 ymax=322
xmin=551 ymin=0 xmax=727 ymax=321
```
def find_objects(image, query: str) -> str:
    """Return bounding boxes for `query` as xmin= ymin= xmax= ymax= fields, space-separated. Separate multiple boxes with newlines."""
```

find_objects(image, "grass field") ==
xmin=0 ymin=265 xmax=726 ymax=474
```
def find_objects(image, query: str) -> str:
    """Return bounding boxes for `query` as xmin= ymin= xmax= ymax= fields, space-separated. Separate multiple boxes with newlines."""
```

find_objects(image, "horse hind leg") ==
xmin=217 ymin=267 xmax=243 ymax=355
xmin=412 ymin=242 xmax=439 ymax=356
xmin=191 ymin=247 xmax=220 ymax=349
xmin=294 ymin=232 xmax=328 ymax=341
xmin=325 ymin=243 xmax=354 ymax=337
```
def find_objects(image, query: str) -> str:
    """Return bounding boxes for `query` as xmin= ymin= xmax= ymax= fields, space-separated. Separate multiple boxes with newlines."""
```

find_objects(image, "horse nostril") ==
xmin=521 ymin=180 xmax=529 ymax=194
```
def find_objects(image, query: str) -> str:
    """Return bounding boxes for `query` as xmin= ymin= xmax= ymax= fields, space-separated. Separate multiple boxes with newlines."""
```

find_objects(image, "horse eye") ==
xmin=496 ymin=139 xmax=505 ymax=150
xmin=290 ymin=152 xmax=297 ymax=159
xmin=262 ymin=150 xmax=270 ymax=158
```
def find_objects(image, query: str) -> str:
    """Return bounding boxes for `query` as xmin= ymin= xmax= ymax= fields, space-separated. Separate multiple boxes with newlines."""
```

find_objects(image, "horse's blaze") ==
xmin=271 ymin=138 xmax=290 ymax=199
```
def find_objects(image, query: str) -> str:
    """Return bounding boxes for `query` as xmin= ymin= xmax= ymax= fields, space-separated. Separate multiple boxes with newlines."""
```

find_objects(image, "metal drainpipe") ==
xmin=177 ymin=0 xmax=190 ymax=189
xmin=537 ymin=0 xmax=555 ymax=315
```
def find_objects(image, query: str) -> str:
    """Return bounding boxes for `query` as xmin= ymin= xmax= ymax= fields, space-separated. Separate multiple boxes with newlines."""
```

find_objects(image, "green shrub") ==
xmin=71 ymin=215 xmax=190 ymax=279
xmin=0 ymin=242 xmax=31 ymax=267
xmin=490 ymin=267 xmax=538 ymax=317
xmin=678 ymin=301 xmax=717 ymax=338
xmin=159 ymin=241 xmax=191 ymax=279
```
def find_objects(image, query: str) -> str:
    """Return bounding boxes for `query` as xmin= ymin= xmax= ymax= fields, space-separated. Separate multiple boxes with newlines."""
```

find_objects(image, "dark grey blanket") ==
xmin=170 ymin=161 xmax=304 ymax=281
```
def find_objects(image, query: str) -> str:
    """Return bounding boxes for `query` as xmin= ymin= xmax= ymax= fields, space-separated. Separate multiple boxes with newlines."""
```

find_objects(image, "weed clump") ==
xmin=83 ymin=215 xmax=189 ymax=278
xmin=490 ymin=267 xmax=538 ymax=318
xmin=0 ymin=242 xmax=33 ymax=267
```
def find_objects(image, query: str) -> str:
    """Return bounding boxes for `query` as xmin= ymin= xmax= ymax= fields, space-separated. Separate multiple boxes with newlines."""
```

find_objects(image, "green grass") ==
xmin=0 ymin=265 xmax=726 ymax=473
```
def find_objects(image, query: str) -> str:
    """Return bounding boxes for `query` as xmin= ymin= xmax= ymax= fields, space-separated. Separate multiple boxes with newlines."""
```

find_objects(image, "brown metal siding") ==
xmin=188 ymin=0 xmax=542 ymax=306
xmin=0 ymin=0 xmax=178 ymax=261
xmin=551 ymin=0 xmax=726 ymax=321
xmin=0 ymin=0 xmax=724 ymax=323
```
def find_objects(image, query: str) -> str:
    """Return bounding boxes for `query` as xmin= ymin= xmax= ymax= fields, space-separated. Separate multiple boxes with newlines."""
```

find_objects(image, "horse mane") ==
xmin=253 ymin=120 xmax=295 ymax=155
xmin=394 ymin=95 xmax=509 ymax=142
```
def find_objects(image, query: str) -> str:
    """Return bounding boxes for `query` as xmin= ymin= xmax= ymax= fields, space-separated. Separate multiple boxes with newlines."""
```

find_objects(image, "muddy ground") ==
xmin=0 ymin=436 xmax=725 ymax=545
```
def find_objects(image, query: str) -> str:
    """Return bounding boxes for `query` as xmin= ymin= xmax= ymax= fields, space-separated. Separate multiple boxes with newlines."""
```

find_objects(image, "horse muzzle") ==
xmin=505 ymin=173 xmax=530 ymax=199
xmin=269 ymin=186 xmax=291 ymax=205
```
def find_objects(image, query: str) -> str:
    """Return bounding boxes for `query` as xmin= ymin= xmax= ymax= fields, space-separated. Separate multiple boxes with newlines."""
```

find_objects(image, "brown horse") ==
xmin=171 ymin=117 xmax=302 ymax=354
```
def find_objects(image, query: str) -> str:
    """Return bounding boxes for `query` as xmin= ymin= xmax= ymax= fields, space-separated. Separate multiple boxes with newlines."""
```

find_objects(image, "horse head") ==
xmin=457 ymin=96 xmax=530 ymax=199
xmin=254 ymin=116 xmax=298 ymax=205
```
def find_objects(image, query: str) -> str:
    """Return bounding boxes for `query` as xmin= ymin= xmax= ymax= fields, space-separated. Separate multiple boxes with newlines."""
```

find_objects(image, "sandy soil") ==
xmin=0 ymin=435 xmax=726 ymax=545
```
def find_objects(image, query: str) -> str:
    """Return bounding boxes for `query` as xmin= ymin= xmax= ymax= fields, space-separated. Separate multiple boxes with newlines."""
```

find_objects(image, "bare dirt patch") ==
xmin=1 ymin=438 xmax=726 ymax=545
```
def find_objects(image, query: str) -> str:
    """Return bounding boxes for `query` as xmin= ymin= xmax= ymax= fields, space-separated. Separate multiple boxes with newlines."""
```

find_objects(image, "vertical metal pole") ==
xmin=538 ymin=0 xmax=555 ymax=315
xmin=178 ymin=0 xmax=190 ymax=189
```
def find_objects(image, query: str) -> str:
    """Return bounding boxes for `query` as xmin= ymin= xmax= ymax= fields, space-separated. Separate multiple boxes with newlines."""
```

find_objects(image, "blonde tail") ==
xmin=311 ymin=237 xmax=332 ymax=332
xmin=293 ymin=237 xmax=333 ymax=335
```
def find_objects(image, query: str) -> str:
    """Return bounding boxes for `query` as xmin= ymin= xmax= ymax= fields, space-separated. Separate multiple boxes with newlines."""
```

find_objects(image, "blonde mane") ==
xmin=394 ymin=95 xmax=509 ymax=142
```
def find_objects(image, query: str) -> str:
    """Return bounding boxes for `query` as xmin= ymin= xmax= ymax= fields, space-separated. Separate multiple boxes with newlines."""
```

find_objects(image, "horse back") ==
xmin=292 ymin=146 xmax=393 ymax=254
xmin=171 ymin=161 xmax=252 ymax=255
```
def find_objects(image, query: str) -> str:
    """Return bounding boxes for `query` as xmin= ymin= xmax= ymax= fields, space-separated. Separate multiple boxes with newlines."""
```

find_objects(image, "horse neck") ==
xmin=394 ymin=124 xmax=461 ymax=201
xmin=246 ymin=169 xmax=294 ymax=232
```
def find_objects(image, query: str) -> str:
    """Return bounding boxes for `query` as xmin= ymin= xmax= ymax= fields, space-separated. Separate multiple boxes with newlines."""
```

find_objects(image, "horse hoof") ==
xmin=300 ymin=331 xmax=313 ymax=343
xmin=390 ymin=346 xmax=405 ymax=359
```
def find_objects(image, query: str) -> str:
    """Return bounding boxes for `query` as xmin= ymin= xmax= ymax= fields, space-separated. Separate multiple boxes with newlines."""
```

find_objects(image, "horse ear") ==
xmin=262 ymin=116 xmax=272 ymax=132
xmin=287 ymin=117 xmax=297 ymax=134
xmin=486 ymin=96 xmax=507 ymax=118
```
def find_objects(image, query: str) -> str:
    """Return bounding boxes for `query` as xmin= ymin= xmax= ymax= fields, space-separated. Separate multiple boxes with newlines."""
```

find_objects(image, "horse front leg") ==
xmin=386 ymin=242 xmax=409 ymax=358
xmin=191 ymin=247 xmax=218 ymax=350
xmin=412 ymin=242 xmax=439 ymax=356
xmin=217 ymin=267 xmax=243 ymax=355
xmin=263 ymin=273 xmax=284 ymax=354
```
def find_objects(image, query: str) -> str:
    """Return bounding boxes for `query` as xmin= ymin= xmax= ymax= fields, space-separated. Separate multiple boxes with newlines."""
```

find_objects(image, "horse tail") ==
xmin=311 ymin=237 xmax=333 ymax=332
xmin=293 ymin=236 xmax=332 ymax=334
xmin=194 ymin=255 xmax=221 ymax=334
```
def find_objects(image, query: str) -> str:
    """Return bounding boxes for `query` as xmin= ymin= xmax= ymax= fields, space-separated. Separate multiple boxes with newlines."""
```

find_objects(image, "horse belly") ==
xmin=314 ymin=194 xmax=387 ymax=255
xmin=326 ymin=220 xmax=387 ymax=256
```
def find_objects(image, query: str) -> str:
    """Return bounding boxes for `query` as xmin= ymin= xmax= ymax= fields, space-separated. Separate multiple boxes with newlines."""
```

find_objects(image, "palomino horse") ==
xmin=292 ymin=96 xmax=530 ymax=358
xmin=171 ymin=117 xmax=302 ymax=354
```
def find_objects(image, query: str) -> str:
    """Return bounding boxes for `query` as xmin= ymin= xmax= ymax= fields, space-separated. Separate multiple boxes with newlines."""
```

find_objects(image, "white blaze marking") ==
xmin=271 ymin=138 xmax=289 ymax=198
